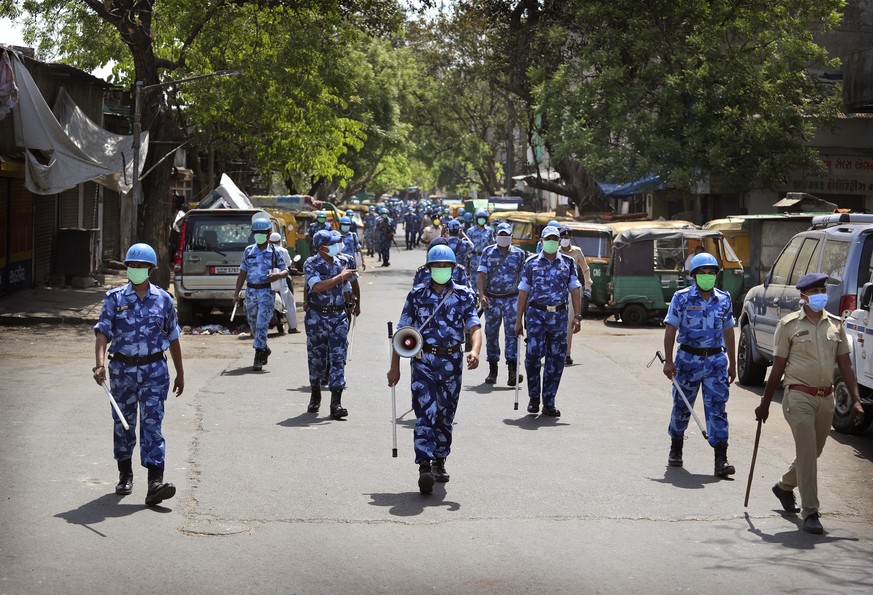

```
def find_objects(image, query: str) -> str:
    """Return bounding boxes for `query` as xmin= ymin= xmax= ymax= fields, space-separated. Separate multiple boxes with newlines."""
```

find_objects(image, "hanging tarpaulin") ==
xmin=9 ymin=51 xmax=147 ymax=195
xmin=196 ymin=174 xmax=253 ymax=209
xmin=598 ymin=174 xmax=663 ymax=197
xmin=0 ymin=48 xmax=19 ymax=120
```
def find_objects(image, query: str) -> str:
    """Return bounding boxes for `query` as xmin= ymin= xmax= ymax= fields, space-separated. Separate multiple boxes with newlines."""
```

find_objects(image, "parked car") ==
xmin=736 ymin=214 xmax=873 ymax=416
xmin=836 ymin=285 xmax=873 ymax=433
xmin=172 ymin=208 xmax=282 ymax=325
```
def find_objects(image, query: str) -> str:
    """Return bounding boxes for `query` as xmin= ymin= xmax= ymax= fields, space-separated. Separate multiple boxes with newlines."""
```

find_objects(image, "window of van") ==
xmin=770 ymin=236 xmax=803 ymax=285
xmin=789 ymin=238 xmax=821 ymax=286
xmin=185 ymin=216 xmax=255 ymax=252
xmin=820 ymin=240 xmax=849 ymax=282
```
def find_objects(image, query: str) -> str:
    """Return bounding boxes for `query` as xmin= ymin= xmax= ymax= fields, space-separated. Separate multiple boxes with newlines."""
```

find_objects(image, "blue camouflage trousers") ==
xmin=246 ymin=287 xmax=274 ymax=349
xmin=411 ymin=353 xmax=463 ymax=463
xmin=484 ymin=295 xmax=519 ymax=363
xmin=524 ymin=307 xmax=568 ymax=406
xmin=668 ymin=349 xmax=730 ymax=446
xmin=305 ymin=309 xmax=349 ymax=390
xmin=469 ymin=256 xmax=481 ymax=293
xmin=109 ymin=360 xmax=169 ymax=468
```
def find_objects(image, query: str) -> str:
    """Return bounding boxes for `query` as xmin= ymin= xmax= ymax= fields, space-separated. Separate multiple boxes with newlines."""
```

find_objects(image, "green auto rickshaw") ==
xmin=608 ymin=227 xmax=744 ymax=325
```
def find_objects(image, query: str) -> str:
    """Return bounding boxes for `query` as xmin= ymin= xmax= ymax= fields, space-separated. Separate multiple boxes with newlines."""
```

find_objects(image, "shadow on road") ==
xmin=220 ymin=366 xmax=263 ymax=376
xmin=743 ymin=513 xmax=860 ymax=550
xmin=649 ymin=466 xmax=723 ymax=489
xmin=277 ymin=412 xmax=334 ymax=428
xmin=54 ymin=493 xmax=170 ymax=537
xmin=286 ymin=384 xmax=314 ymax=394
xmin=502 ymin=415 xmax=570 ymax=430
xmin=464 ymin=383 xmax=513 ymax=395
xmin=364 ymin=486 xmax=460 ymax=517
xmin=829 ymin=426 xmax=873 ymax=463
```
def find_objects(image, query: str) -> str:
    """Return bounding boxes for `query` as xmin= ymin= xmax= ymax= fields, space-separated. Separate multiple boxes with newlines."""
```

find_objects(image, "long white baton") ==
xmin=102 ymin=381 xmax=130 ymax=431
xmin=648 ymin=351 xmax=708 ymax=440
xmin=388 ymin=322 xmax=398 ymax=458
xmin=347 ymin=314 xmax=357 ymax=363
xmin=230 ymin=303 xmax=237 ymax=322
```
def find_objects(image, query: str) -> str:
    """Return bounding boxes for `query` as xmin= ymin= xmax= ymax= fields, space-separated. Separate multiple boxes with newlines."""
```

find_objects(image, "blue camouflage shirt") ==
xmin=398 ymin=282 xmax=481 ymax=347
xmin=478 ymin=244 xmax=527 ymax=295
xmin=341 ymin=232 xmax=361 ymax=258
xmin=664 ymin=285 xmax=736 ymax=348
xmin=239 ymin=243 xmax=285 ymax=285
xmin=467 ymin=225 xmax=494 ymax=257
xmin=306 ymin=221 xmax=332 ymax=241
xmin=305 ymin=252 xmax=358 ymax=308
xmin=94 ymin=283 xmax=181 ymax=356
xmin=412 ymin=263 xmax=469 ymax=288
xmin=518 ymin=252 xmax=581 ymax=305
xmin=447 ymin=235 xmax=474 ymax=265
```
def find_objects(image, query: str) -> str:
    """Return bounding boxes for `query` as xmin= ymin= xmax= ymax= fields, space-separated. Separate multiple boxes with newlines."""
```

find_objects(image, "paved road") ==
xmin=2 ymin=240 xmax=872 ymax=593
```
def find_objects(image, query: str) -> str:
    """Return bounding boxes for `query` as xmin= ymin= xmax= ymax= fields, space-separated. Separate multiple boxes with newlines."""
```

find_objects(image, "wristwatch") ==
xmin=92 ymin=365 xmax=104 ymax=372
xmin=574 ymin=314 xmax=584 ymax=321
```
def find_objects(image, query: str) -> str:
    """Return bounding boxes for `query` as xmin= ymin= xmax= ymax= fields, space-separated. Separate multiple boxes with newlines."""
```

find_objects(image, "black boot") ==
xmin=714 ymin=443 xmax=736 ymax=477
xmin=432 ymin=458 xmax=450 ymax=483
xmin=276 ymin=313 xmax=286 ymax=335
xmin=263 ymin=345 xmax=271 ymax=364
xmin=418 ymin=461 xmax=434 ymax=494
xmin=484 ymin=361 xmax=498 ymax=385
xmin=115 ymin=459 xmax=133 ymax=496
xmin=252 ymin=349 xmax=263 ymax=371
xmin=144 ymin=465 xmax=176 ymax=506
xmin=542 ymin=404 xmax=561 ymax=417
xmin=527 ymin=397 xmax=540 ymax=414
xmin=668 ymin=438 xmax=684 ymax=467
xmin=330 ymin=388 xmax=348 ymax=420
xmin=507 ymin=361 xmax=523 ymax=386
xmin=308 ymin=386 xmax=322 ymax=413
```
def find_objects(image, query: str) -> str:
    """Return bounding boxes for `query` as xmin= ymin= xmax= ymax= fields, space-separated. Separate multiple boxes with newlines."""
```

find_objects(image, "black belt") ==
xmin=110 ymin=352 xmax=165 ymax=366
xmin=308 ymin=303 xmax=346 ymax=314
xmin=528 ymin=301 xmax=567 ymax=312
xmin=486 ymin=290 xmax=519 ymax=298
xmin=473 ymin=251 xmax=483 ymax=256
xmin=421 ymin=343 xmax=462 ymax=356
xmin=247 ymin=282 xmax=270 ymax=289
xmin=680 ymin=345 xmax=725 ymax=357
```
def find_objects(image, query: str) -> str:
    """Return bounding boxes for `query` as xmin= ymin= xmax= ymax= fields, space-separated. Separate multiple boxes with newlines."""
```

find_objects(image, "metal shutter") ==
xmin=58 ymin=187 xmax=79 ymax=228
xmin=82 ymin=182 xmax=98 ymax=228
xmin=102 ymin=188 xmax=120 ymax=261
xmin=32 ymin=192 xmax=56 ymax=286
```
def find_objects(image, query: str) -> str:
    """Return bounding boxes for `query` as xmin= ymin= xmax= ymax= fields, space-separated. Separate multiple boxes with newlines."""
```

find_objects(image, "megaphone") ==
xmin=392 ymin=327 xmax=423 ymax=358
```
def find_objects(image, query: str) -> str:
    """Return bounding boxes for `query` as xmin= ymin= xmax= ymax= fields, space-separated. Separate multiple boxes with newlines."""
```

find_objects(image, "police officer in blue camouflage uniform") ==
xmin=446 ymin=219 xmax=474 ymax=276
xmin=404 ymin=208 xmax=419 ymax=250
xmin=515 ymin=226 xmax=582 ymax=417
xmin=92 ymin=243 xmax=184 ymax=506
xmin=377 ymin=207 xmax=395 ymax=267
xmin=463 ymin=211 xmax=473 ymax=232
xmin=478 ymin=222 xmax=526 ymax=386
xmin=305 ymin=230 xmax=360 ymax=419
xmin=306 ymin=210 xmax=332 ymax=251
xmin=365 ymin=205 xmax=377 ymax=257
xmin=345 ymin=210 xmax=358 ymax=233
xmin=388 ymin=245 xmax=481 ymax=493
xmin=234 ymin=217 xmax=288 ymax=371
xmin=339 ymin=216 xmax=366 ymax=270
xmin=412 ymin=237 xmax=470 ymax=287
xmin=662 ymin=252 xmax=737 ymax=477
xmin=466 ymin=209 xmax=494 ymax=293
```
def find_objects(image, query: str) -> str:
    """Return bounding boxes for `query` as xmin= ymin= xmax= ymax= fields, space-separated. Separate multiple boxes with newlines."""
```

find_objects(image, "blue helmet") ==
xmin=690 ymin=252 xmax=719 ymax=273
xmin=124 ymin=243 xmax=157 ymax=267
xmin=475 ymin=209 xmax=489 ymax=220
xmin=316 ymin=210 xmax=327 ymax=219
xmin=345 ymin=210 xmax=354 ymax=216
xmin=252 ymin=218 xmax=272 ymax=232
xmin=339 ymin=216 xmax=352 ymax=225
xmin=427 ymin=245 xmax=456 ymax=265
xmin=368 ymin=205 xmax=375 ymax=212
xmin=457 ymin=208 xmax=465 ymax=216
xmin=463 ymin=212 xmax=473 ymax=222
xmin=380 ymin=207 xmax=389 ymax=215
xmin=547 ymin=220 xmax=560 ymax=228
xmin=447 ymin=218 xmax=461 ymax=232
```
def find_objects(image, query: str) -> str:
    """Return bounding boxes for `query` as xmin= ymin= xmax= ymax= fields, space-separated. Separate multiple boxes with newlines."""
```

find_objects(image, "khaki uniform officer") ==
xmin=755 ymin=273 xmax=865 ymax=534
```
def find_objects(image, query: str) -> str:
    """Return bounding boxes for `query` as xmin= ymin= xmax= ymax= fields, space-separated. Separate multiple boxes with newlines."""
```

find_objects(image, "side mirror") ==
xmin=861 ymin=282 xmax=873 ymax=310
xmin=292 ymin=254 xmax=302 ymax=263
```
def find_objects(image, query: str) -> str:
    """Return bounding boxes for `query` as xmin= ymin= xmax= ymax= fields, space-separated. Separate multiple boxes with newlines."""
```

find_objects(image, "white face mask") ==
xmin=560 ymin=238 xmax=571 ymax=248
xmin=496 ymin=235 xmax=512 ymax=247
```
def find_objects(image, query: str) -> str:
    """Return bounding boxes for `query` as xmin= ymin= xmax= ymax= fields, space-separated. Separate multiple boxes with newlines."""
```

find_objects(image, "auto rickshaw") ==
xmin=608 ymin=228 xmax=744 ymax=325
xmin=559 ymin=221 xmax=613 ymax=308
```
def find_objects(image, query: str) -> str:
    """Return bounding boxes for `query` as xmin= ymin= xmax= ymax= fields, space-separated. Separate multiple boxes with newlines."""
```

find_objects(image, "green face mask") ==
xmin=127 ymin=267 xmax=150 ymax=285
xmin=430 ymin=267 xmax=453 ymax=285
xmin=477 ymin=218 xmax=486 ymax=226
xmin=696 ymin=274 xmax=717 ymax=291
xmin=254 ymin=233 xmax=268 ymax=245
xmin=542 ymin=240 xmax=559 ymax=254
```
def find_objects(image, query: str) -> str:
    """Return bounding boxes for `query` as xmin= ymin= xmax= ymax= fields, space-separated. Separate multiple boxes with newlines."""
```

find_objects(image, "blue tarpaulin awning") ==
xmin=598 ymin=175 xmax=662 ymax=197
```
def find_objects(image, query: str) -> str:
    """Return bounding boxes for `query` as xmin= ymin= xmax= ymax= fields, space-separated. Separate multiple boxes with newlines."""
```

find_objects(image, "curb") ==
xmin=0 ymin=314 xmax=97 ymax=327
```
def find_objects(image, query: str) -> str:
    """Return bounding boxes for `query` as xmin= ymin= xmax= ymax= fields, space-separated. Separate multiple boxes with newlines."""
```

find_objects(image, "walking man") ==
xmin=466 ymin=209 xmax=494 ymax=293
xmin=478 ymin=222 xmax=526 ymax=385
xmin=269 ymin=232 xmax=299 ymax=334
xmin=304 ymin=230 xmax=360 ymax=419
xmin=755 ymin=273 xmax=865 ymax=534
xmin=662 ymin=252 xmax=736 ymax=477
xmin=92 ymin=243 xmax=184 ymax=506
xmin=558 ymin=226 xmax=592 ymax=365
xmin=515 ymin=226 xmax=582 ymax=417
xmin=388 ymin=245 xmax=481 ymax=493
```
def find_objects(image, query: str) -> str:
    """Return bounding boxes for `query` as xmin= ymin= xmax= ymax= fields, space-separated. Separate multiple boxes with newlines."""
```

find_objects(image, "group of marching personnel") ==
xmin=89 ymin=200 xmax=866 ymax=535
